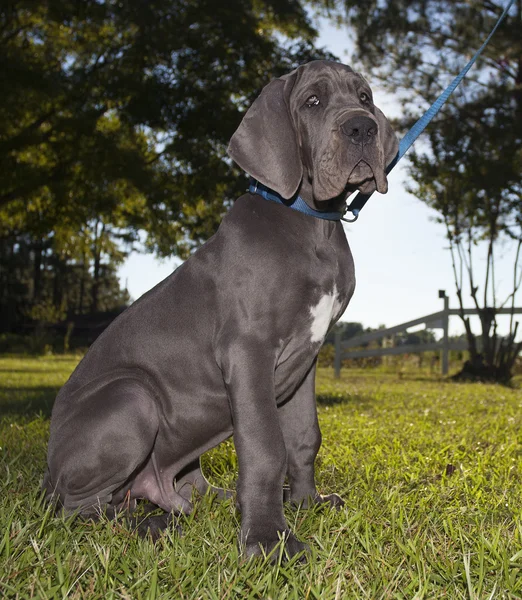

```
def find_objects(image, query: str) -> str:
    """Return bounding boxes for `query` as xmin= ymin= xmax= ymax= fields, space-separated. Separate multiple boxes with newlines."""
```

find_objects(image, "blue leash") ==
xmin=344 ymin=0 xmax=515 ymax=222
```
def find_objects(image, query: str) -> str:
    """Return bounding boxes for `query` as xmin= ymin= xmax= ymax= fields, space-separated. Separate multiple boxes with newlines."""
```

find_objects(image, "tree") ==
xmin=0 ymin=0 xmax=334 ymax=335
xmin=0 ymin=199 xmax=131 ymax=336
xmin=329 ymin=0 xmax=521 ymax=381
xmin=408 ymin=98 xmax=521 ymax=381
xmin=325 ymin=321 xmax=364 ymax=344
xmin=1 ymin=0 xmax=332 ymax=256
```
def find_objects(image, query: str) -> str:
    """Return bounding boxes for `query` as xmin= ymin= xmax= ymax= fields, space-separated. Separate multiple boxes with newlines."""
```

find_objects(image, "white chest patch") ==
xmin=309 ymin=285 xmax=342 ymax=343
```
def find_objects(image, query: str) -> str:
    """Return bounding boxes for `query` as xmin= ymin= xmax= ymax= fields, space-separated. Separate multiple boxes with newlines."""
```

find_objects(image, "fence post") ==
xmin=442 ymin=294 xmax=450 ymax=375
xmin=334 ymin=330 xmax=341 ymax=378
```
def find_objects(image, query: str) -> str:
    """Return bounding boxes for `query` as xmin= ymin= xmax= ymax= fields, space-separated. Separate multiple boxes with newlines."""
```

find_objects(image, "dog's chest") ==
xmin=307 ymin=227 xmax=354 ymax=344
xmin=277 ymin=229 xmax=354 ymax=363
xmin=275 ymin=276 xmax=351 ymax=402
xmin=309 ymin=284 xmax=343 ymax=343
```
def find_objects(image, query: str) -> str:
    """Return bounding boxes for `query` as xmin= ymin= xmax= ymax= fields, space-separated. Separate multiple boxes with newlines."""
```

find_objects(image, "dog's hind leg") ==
xmin=132 ymin=511 xmax=181 ymax=541
xmin=47 ymin=377 xmax=163 ymax=517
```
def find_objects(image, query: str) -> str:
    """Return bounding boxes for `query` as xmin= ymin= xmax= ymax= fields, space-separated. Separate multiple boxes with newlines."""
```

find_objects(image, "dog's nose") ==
xmin=341 ymin=116 xmax=377 ymax=145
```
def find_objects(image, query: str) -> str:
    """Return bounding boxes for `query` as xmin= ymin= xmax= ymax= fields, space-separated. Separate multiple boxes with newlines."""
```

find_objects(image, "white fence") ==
xmin=334 ymin=293 xmax=522 ymax=377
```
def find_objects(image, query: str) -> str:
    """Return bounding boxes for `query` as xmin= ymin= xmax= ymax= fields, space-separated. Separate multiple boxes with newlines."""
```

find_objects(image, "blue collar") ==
xmin=248 ymin=179 xmax=343 ymax=221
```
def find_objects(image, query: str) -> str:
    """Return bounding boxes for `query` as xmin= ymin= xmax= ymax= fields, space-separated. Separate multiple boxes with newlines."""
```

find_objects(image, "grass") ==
xmin=1 ymin=355 xmax=522 ymax=599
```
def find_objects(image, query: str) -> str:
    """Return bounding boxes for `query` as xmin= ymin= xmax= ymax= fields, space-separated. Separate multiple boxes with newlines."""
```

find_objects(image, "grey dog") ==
xmin=44 ymin=60 xmax=398 ymax=559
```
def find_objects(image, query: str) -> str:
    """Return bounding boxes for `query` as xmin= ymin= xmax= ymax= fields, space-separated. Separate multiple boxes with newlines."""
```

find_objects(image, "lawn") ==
xmin=1 ymin=355 xmax=521 ymax=599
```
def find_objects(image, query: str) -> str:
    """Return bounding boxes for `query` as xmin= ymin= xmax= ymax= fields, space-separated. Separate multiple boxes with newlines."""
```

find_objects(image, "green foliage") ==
xmin=326 ymin=321 xmax=364 ymax=342
xmin=333 ymin=1 xmax=520 ymax=111
xmin=0 ymin=0 xmax=334 ymax=255
xmin=1 ymin=356 xmax=522 ymax=597
xmin=0 ymin=228 xmax=130 ymax=337
xmin=26 ymin=300 xmax=66 ymax=326
xmin=0 ymin=0 xmax=336 ymax=335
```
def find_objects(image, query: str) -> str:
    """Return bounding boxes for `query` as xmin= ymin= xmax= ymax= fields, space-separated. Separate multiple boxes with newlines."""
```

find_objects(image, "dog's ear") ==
xmin=227 ymin=71 xmax=302 ymax=200
xmin=374 ymin=106 xmax=399 ymax=168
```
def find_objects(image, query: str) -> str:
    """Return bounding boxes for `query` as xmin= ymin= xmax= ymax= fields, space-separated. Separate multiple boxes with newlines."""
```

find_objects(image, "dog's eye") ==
xmin=305 ymin=95 xmax=320 ymax=107
xmin=360 ymin=92 xmax=371 ymax=104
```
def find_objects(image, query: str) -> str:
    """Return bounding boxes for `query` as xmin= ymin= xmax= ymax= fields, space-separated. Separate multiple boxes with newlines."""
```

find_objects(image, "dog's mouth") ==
xmin=312 ymin=139 xmax=391 ymax=202
xmin=347 ymin=160 xmax=388 ymax=195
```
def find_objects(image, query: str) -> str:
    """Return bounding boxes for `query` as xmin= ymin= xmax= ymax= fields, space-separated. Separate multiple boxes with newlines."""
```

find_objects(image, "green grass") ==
xmin=1 ymin=355 xmax=522 ymax=599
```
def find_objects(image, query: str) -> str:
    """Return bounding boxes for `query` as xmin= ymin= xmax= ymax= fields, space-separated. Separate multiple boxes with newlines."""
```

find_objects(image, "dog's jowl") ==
xmin=44 ymin=60 xmax=398 ymax=559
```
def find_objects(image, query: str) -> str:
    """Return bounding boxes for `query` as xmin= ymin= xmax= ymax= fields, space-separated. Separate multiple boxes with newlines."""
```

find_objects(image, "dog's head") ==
xmin=228 ymin=60 xmax=399 ymax=203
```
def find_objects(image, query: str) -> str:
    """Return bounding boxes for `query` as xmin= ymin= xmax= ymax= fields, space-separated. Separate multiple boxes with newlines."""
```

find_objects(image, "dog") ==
xmin=44 ymin=60 xmax=398 ymax=559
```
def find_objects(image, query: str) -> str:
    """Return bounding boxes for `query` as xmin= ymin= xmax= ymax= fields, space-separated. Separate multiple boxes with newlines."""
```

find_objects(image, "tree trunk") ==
xmin=32 ymin=241 xmax=42 ymax=302
xmin=52 ymin=254 xmax=63 ymax=311
xmin=91 ymin=249 xmax=100 ymax=314
xmin=454 ymin=316 xmax=521 ymax=383
xmin=91 ymin=221 xmax=105 ymax=314
xmin=78 ymin=252 xmax=86 ymax=314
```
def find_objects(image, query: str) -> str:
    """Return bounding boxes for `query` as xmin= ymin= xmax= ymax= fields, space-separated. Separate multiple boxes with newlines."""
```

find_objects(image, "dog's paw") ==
xmin=242 ymin=529 xmax=309 ymax=563
xmin=289 ymin=492 xmax=345 ymax=510
xmin=134 ymin=513 xmax=182 ymax=542
xmin=316 ymin=493 xmax=345 ymax=509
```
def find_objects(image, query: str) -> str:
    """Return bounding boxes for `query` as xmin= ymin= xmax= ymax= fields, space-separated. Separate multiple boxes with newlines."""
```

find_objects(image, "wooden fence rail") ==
xmin=334 ymin=292 xmax=522 ymax=377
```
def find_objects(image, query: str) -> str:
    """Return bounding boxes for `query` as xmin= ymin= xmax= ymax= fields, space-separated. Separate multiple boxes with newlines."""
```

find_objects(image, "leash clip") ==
xmin=342 ymin=208 xmax=359 ymax=223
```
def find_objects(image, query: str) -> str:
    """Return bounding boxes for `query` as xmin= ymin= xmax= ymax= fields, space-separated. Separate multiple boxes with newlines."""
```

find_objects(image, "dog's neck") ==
xmin=249 ymin=179 xmax=344 ymax=221
xmin=298 ymin=178 xmax=349 ymax=215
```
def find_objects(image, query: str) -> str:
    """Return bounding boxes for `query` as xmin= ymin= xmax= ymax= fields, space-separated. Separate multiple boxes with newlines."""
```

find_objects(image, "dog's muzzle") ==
xmin=340 ymin=114 xmax=388 ymax=194
xmin=341 ymin=116 xmax=378 ymax=147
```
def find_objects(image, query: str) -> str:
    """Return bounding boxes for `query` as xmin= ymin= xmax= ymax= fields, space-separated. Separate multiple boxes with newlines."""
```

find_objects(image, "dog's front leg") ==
xmin=222 ymin=341 xmax=308 ymax=560
xmin=278 ymin=361 xmax=344 ymax=508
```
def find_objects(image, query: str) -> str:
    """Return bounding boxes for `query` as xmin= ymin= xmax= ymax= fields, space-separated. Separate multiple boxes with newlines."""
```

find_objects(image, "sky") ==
xmin=118 ymin=18 xmax=520 ymax=339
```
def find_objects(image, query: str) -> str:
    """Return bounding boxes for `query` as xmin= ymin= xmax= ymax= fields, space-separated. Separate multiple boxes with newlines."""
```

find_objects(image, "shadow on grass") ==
xmin=42 ymin=356 xmax=82 ymax=362
xmin=394 ymin=375 xmax=449 ymax=383
xmin=316 ymin=393 xmax=373 ymax=407
xmin=0 ymin=369 xmax=63 ymax=374
xmin=0 ymin=386 xmax=58 ymax=418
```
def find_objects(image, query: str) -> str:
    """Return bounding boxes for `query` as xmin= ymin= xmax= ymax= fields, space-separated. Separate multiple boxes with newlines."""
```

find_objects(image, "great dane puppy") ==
xmin=44 ymin=60 xmax=398 ymax=559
